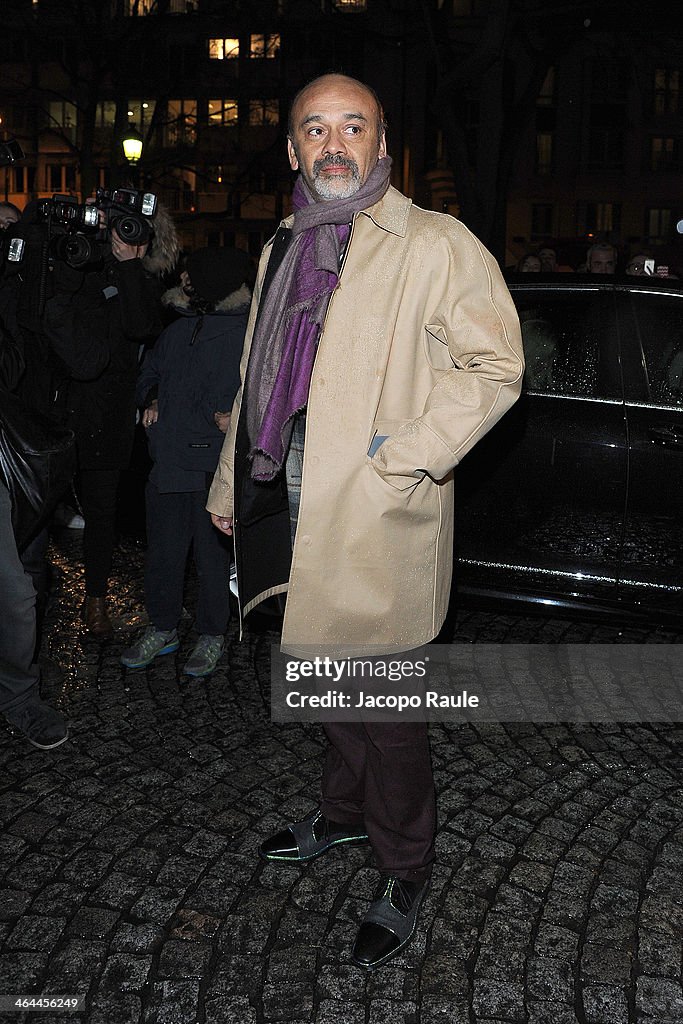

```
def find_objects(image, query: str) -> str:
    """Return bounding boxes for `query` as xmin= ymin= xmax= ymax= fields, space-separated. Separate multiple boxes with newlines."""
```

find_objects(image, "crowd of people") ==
xmin=0 ymin=188 xmax=253 ymax=744
xmin=513 ymin=240 xmax=680 ymax=277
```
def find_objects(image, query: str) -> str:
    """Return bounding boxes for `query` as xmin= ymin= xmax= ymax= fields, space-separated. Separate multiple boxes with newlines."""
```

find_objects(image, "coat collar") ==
xmin=279 ymin=183 xmax=412 ymax=239
xmin=356 ymin=184 xmax=412 ymax=237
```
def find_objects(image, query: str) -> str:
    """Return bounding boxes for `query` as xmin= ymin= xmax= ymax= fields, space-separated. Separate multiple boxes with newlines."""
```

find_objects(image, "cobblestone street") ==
xmin=1 ymin=527 xmax=682 ymax=1024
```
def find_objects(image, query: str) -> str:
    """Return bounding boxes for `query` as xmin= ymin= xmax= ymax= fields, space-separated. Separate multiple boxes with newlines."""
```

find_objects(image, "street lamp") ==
xmin=122 ymin=124 xmax=143 ymax=165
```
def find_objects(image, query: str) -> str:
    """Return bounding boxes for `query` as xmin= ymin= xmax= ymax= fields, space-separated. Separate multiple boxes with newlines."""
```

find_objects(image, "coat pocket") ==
xmin=423 ymin=323 xmax=455 ymax=371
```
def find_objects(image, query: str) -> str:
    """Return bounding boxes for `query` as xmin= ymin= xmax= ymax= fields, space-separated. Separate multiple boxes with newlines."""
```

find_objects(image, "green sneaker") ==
xmin=120 ymin=626 xmax=179 ymax=669
xmin=183 ymin=634 xmax=225 ymax=677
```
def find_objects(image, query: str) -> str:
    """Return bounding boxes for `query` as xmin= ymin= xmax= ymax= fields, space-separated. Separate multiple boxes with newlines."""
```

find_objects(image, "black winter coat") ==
xmin=136 ymin=284 xmax=249 ymax=492
xmin=44 ymin=254 xmax=164 ymax=470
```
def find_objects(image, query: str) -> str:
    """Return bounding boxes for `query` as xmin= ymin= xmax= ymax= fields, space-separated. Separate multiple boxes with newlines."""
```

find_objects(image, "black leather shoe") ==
xmin=258 ymin=807 xmax=369 ymax=862
xmin=351 ymin=875 xmax=430 ymax=971
xmin=5 ymin=698 xmax=69 ymax=750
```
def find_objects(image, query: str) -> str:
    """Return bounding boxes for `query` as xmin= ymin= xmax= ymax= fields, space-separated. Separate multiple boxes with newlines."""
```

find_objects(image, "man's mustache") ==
xmin=313 ymin=155 xmax=359 ymax=175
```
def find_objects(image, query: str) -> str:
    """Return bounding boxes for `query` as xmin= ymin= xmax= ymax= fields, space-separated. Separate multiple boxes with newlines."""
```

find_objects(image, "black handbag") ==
xmin=0 ymin=387 xmax=76 ymax=551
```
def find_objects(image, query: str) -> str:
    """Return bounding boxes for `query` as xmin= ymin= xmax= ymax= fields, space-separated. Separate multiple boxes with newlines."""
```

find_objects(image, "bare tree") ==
xmin=416 ymin=0 xmax=662 ymax=255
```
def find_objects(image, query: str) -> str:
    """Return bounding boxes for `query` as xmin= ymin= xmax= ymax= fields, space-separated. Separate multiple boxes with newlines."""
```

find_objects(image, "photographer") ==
xmin=2 ymin=190 xmax=179 ymax=638
xmin=44 ymin=196 xmax=179 ymax=636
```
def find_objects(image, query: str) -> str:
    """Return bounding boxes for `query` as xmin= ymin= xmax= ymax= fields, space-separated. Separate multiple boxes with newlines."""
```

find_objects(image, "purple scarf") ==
xmin=246 ymin=157 xmax=392 ymax=481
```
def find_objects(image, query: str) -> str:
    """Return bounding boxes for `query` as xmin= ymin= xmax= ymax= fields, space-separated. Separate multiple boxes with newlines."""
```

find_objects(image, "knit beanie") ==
xmin=185 ymin=246 xmax=251 ymax=303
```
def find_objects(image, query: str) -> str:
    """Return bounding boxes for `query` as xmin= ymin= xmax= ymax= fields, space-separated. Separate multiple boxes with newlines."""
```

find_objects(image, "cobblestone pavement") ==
xmin=1 ymin=528 xmax=682 ymax=1024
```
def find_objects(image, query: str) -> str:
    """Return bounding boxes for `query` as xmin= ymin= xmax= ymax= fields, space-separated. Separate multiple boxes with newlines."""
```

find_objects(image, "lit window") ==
xmin=122 ymin=0 xmax=197 ymax=13
xmin=165 ymin=99 xmax=197 ymax=146
xmin=96 ymin=101 xmax=116 ymax=128
xmin=583 ymin=202 xmax=621 ymax=235
xmin=127 ymin=100 xmax=156 ymax=127
xmin=48 ymin=101 xmax=77 ymax=129
xmin=123 ymin=1 xmax=154 ymax=14
xmin=208 ymin=100 xmax=239 ymax=127
xmin=209 ymin=38 xmax=239 ymax=60
xmin=333 ymin=0 xmax=368 ymax=9
xmin=249 ymin=33 xmax=280 ymax=58
xmin=249 ymin=99 xmax=279 ymax=127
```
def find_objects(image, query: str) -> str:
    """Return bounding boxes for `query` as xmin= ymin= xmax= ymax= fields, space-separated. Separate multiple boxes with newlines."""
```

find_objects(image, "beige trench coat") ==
xmin=207 ymin=186 xmax=524 ymax=656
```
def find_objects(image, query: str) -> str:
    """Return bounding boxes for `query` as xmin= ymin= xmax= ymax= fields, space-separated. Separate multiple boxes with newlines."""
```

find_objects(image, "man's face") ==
xmin=287 ymin=75 xmax=386 ymax=201
xmin=589 ymin=250 xmax=615 ymax=274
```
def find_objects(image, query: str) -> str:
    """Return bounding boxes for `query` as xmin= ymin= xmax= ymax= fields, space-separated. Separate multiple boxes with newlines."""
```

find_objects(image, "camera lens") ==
xmin=61 ymin=233 xmax=95 ymax=268
xmin=112 ymin=214 xmax=150 ymax=245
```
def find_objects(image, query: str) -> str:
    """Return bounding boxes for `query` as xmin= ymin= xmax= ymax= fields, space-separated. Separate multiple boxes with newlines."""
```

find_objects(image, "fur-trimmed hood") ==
xmin=161 ymin=281 xmax=252 ymax=314
xmin=141 ymin=203 xmax=180 ymax=277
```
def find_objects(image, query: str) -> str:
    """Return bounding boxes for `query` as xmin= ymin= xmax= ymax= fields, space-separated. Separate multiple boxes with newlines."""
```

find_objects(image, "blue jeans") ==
xmin=0 ymin=480 xmax=39 ymax=713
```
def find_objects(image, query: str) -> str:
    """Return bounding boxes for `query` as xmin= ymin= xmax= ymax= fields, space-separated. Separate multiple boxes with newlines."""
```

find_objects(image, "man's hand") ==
xmin=211 ymin=514 xmax=233 ymax=536
xmin=111 ymin=225 xmax=149 ymax=262
xmin=142 ymin=400 xmax=158 ymax=428
xmin=214 ymin=411 xmax=231 ymax=433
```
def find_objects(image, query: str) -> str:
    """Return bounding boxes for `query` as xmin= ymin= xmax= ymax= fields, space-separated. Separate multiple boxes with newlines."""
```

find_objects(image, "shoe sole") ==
xmin=183 ymin=664 xmax=220 ymax=678
xmin=27 ymin=729 xmax=69 ymax=751
xmin=259 ymin=835 xmax=370 ymax=862
xmin=120 ymin=639 xmax=180 ymax=670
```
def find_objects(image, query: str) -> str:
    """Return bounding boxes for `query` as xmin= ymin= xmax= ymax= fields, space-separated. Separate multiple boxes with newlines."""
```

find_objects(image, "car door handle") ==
xmin=649 ymin=425 xmax=683 ymax=449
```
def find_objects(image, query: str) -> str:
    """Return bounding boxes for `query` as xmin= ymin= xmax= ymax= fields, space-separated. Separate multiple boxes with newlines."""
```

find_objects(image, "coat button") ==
xmin=301 ymin=535 xmax=311 ymax=545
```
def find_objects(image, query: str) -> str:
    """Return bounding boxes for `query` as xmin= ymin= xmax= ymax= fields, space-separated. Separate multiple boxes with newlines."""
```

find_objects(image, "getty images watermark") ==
xmin=270 ymin=645 xmax=683 ymax=722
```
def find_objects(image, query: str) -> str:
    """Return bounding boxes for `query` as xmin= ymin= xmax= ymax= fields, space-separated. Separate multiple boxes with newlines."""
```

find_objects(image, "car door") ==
xmin=454 ymin=281 xmax=629 ymax=611
xmin=617 ymin=282 xmax=683 ymax=621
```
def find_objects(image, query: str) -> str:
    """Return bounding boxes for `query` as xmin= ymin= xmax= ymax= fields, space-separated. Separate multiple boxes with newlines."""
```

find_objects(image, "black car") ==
xmin=454 ymin=273 xmax=683 ymax=625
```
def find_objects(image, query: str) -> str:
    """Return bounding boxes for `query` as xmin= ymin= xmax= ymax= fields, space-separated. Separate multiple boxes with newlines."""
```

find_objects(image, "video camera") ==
xmin=8 ymin=186 xmax=159 ymax=270
xmin=95 ymin=187 xmax=157 ymax=245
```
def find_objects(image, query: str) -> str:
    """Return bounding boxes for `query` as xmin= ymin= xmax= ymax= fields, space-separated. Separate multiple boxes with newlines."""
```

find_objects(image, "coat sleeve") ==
xmin=370 ymin=223 xmax=524 ymax=490
xmin=114 ymin=259 xmax=164 ymax=341
xmin=135 ymin=332 xmax=165 ymax=408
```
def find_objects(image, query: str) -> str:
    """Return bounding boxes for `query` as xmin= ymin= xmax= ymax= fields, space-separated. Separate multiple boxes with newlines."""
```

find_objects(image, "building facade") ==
xmin=1 ymin=0 xmax=682 ymax=270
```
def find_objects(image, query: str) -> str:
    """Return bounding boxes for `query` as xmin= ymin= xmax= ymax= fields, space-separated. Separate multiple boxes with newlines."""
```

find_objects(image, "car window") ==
xmin=512 ymin=289 xmax=611 ymax=399
xmin=630 ymin=291 xmax=683 ymax=406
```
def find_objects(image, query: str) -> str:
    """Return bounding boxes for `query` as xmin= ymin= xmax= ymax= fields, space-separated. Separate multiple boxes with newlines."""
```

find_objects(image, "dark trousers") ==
xmin=321 ymin=719 xmax=436 ymax=882
xmin=0 ymin=481 xmax=39 ymax=713
xmin=144 ymin=481 xmax=232 ymax=636
xmin=78 ymin=468 xmax=121 ymax=597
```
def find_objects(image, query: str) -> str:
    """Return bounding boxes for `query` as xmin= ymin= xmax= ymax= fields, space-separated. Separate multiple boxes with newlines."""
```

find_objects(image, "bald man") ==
xmin=208 ymin=74 xmax=524 ymax=970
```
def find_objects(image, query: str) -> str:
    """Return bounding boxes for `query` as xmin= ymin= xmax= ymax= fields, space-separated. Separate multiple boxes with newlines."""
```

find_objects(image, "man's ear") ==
xmin=287 ymin=138 xmax=299 ymax=171
xmin=378 ymin=130 xmax=387 ymax=160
